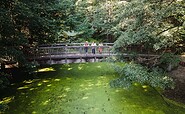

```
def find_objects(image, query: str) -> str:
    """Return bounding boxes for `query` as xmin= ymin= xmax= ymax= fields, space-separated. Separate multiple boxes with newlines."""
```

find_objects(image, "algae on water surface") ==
xmin=1 ymin=62 xmax=185 ymax=114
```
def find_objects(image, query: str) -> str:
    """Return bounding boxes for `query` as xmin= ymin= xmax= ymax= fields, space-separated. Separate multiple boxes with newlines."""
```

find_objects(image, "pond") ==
xmin=1 ymin=62 xmax=185 ymax=114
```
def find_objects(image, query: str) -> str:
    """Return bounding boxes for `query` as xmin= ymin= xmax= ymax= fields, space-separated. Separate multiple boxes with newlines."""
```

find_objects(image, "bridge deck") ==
xmin=34 ymin=53 xmax=115 ymax=61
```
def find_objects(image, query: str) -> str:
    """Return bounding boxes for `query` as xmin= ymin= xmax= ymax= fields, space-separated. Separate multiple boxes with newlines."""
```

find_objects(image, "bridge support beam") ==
xmin=80 ymin=56 xmax=82 ymax=63
xmin=94 ymin=56 xmax=96 ymax=62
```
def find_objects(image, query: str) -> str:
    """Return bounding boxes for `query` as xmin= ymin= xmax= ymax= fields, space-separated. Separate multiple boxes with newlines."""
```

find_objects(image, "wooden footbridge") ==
xmin=31 ymin=43 xmax=115 ymax=64
xmin=30 ymin=43 xmax=169 ymax=65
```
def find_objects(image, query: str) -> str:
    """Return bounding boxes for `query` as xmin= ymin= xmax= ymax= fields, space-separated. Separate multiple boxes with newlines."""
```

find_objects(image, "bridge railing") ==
xmin=35 ymin=43 xmax=114 ymax=57
xmin=38 ymin=43 xmax=113 ymax=47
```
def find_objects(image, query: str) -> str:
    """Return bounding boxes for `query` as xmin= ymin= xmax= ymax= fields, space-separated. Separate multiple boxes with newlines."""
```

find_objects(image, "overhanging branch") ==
xmin=156 ymin=26 xmax=177 ymax=36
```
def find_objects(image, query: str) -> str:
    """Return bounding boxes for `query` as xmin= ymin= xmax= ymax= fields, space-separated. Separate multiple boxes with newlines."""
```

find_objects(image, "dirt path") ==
xmin=164 ymin=66 xmax=185 ymax=104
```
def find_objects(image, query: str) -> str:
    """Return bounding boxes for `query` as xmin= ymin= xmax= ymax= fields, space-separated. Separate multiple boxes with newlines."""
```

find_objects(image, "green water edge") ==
xmin=1 ymin=62 xmax=185 ymax=114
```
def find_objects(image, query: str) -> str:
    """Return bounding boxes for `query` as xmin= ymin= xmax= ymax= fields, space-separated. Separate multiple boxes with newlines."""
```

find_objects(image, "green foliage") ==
xmin=159 ymin=52 xmax=180 ymax=71
xmin=111 ymin=62 xmax=174 ymax=89
xmin=75 ymin=0 xmax=120 ymax=42
xmin=0 ymin=0 xmax=62 ymax=65
xmin=160 ymin=53 xmax=180 ymax=65
xmin=0 ymin=72 xmax=11 ymax=89
xmin=112 ymin=0 xmax=185 ymax=52
xmin=103 ymin=0 xmax=183 ymax=93
xmin=0 ymin=103 xmax=9 ymax=113
xmin=0 ymin=0 xmax=90 ymax=65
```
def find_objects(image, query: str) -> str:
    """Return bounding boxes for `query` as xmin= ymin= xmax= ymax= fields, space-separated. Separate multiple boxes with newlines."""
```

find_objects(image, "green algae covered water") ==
xmin=1 ymin=62 xmax=185 ymax=114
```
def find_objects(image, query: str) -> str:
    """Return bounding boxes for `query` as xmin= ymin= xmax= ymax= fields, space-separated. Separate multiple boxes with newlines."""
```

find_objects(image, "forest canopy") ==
xmin=0 ymin=0 xmax=185 ymax=68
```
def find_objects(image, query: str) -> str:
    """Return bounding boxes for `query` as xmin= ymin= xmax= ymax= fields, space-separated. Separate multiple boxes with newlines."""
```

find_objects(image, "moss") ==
xmin=1 ymin=62 xmax=185 ymax=114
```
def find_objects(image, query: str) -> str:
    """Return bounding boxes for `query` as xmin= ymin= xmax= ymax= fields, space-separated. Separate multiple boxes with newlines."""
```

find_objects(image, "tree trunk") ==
xmin=1 ymin=63 xmax=5 ymax=71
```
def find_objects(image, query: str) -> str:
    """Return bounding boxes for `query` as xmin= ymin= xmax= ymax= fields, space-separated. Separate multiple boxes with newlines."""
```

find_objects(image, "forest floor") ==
xmin=164 ymin=65 xmax=185 ymax=104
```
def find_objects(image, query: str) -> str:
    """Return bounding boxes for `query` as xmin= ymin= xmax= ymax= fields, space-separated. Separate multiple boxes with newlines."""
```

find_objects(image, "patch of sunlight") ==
xmin=21 ymin=92 xmax=25 ymax=95
xmin=84 ymin=79 xmax=92 ymax=82
xmin=142 ymin=85 xmax=148 ymax=89
xmin=78 ymin=66 xmax=83 ymax=70
xmin=42 ymin=100 xmax=50 ymax=106
xmin=66 ymin=77 xmax=72 ymax=80
xmin=23 ymin=80 xmax=33 ymax=84
xmin=115 ymin=89 xmax=121 ymax=92
xmin=47 ymin=84 xmax=52 ymax=87
xmin=37 ymin=83 xmax=42 ymax=86
xmin=84 ymin=87 xmax=92 ymax=90
xmin=58 ymin=94 xmax=67 ymax=98
xmin=54 ymin=79 xmax=61 ymax=81
xmin=43 ymin=80 xmax=49 ymax=83
xmin=11 ymin=83 xmax=15 ymax=86
xmin=65 ymin=87 xmax=71 ymax=92
xmin=133 ymin=83 xmax=139 ymax=86
xmin=96 ymin=65 xmax=101 ymax=68
xmin=17 ymin=86 xmax=29 ymax=90
xmin=31 ymin=101 xmax=35 ymax=104
xmin=68 ymin=67 xmax=72 ymax=70
xmin=82 ymin=96 xmax=89 ymax=100
xmin=64 ymin=64 xmax=70 ymax=67
xmin=0 ymin=97 xmax=14 ymax=104
xmin=95 ymin=81 xmax=102 ymax=86
xmin=104 ymin=82 xmax=109 ymax=86
xmin=37 ymin=67 xmax=55 ymax=72
xmin=163 ymin=76 xmax=168 ymax=80
xmin=144 ymin=89 xmax=148 ymax=92
xmin=45 ymin=89 xmax=50 ymax=92
xmin=80 ymin=84 xmax=84 ymax=87
xmin=32 ymin=111 xmax=37 ymax=114
xmin=33 ymin=87 xmax=38 ymax=90
xmin=112 ymin=56 xmax=117 ymax=61
xmin=98 ymin=76 xmax=106 ymax=79
xmin=95 ymin=83 xmax=102 ymax=86
xmin=124 ymin=104 xmax=139 ymax=108
xmin=29 ymin=88 xmax=35 ymax=91
xmin=162 ymin=31 xmax=172 ymax=37
xmin=88 ymin=83 xmax=94 ymax=87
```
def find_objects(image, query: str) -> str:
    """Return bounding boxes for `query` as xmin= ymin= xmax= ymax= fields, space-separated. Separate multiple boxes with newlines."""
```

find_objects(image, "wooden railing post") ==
xmin=109 ymin=46 xmax=110 ymax=56
xmin=33 ymin=46 xmax=36 ymax=64
xmin=80 ymin=45 xmax=82 ymax=63
xmin=49 ymin=44 xmax=52 ymax=64
xmin=65 ymin=44 xmax=67 ymax=63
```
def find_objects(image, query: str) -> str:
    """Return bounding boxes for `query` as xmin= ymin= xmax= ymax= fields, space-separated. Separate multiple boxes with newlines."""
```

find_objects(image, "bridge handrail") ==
xmin=34 ymin=43 xmax=114 ymax=57
xmin=37 ymin=45 xmax=112 ymax=49
xmin=38 ymin=43 xmax=114 ymax=47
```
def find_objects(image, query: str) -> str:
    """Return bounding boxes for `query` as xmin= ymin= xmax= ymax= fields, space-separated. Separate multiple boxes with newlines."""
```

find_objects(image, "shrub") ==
xmin=0 ymin=72 xmax=11 ymax=89
xmin=111 ymin=62 xmax=174 ymax=89
xmin=159 ymin=53 xmax=180 ymax=71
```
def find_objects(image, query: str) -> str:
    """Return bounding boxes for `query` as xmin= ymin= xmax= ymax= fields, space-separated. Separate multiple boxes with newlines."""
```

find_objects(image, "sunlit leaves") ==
xmin=111 ymin=62 xmax=174 ymax=89
xmin=112 ymin=0 xmax=185 ymax=52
